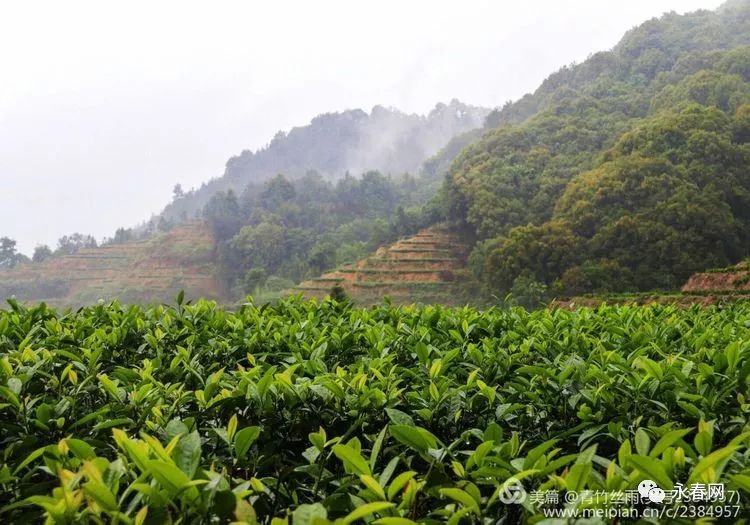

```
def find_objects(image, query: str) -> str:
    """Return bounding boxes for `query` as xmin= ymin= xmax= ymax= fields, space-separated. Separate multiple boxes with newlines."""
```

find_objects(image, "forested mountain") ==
xmin=0 ymin=98 xmax=487 ymax=306
xmin=161 ymin=100 xmax=488 ymax=222
xmin=201 ymin=169 xmax=442 ymax=301
xmin=443 ymin=0 xmax=750 ymax=300
xmin=9 ymin=2 xmax=750 ymax=308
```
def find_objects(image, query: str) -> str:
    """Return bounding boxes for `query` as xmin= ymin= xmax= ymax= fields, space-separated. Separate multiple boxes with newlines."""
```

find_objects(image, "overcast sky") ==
xmin=0 ymin=0 xmax=725 ymax=255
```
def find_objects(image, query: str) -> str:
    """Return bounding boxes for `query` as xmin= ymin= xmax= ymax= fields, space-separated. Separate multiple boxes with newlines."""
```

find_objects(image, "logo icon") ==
xmin=498 ymin=478 xmax=527 ymax=504
xmin=638 ymin=479 xmax=665 ymax=503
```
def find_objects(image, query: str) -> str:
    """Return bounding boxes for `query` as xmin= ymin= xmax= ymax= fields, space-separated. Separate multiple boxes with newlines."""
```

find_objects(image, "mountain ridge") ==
xmin=443 ymin=0 xmax=750 ymax=301
xmin=159 ymin=99 xmax=489 ymax=224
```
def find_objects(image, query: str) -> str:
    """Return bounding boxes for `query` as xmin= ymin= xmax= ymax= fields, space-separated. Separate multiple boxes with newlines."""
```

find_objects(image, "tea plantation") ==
xmin=1 ymin=296 xmax=750 ymax=523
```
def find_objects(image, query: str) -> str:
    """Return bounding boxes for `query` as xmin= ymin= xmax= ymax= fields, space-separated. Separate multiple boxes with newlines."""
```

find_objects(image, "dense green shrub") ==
xmin=1 ymin=297 xmax=750 ymax=522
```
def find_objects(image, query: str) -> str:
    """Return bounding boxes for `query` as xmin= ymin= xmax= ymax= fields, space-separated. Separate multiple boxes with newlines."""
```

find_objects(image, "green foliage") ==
xmin=260 ymin=174 xmax=297 ymax=209
xmin=482 ymin=104 xmax=750 ymax=295
xmin=650 ymin=70 xmax=750 ymax=114
xmin=211 ymin=172 xmax=440 ymax=296
xmin=232 ymin=222 xmax=289 ymax=276
xmin=508 ymin=274 xmax=549 ymax=309
xmin=203 ymin=190 xmax=243 ymax=241
xmin=241 ymin=268 xmax=268 ymax=295
xmin=31 ymin=245 xmax=52 ymax=264
xmin=55 ymin=233 xmax=98 ymax=256
xmin=110 ymin=227 xmax=135 ymax=245
xmin=1 ymin=298 xmax=750 ymax=522
xmin=483 ymin=2 xmax=750 ymax=129
xmin=481 ymin=220 xmax=583 ymax=293
xmin=329 ymin=284 xmax=348 ymax=303
xmin=444 ymin=3 xmax=750 ymax=299
xmin=0 ymin=238 xmax=23 ymax=269
xmin=559 ymin=259 xmax=635 ymax=295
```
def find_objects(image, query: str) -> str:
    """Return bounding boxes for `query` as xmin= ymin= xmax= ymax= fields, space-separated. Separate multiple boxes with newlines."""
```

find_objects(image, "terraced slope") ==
xmin=291 ymin=227 xmax=471 ymax=305
xmin=682 ymin=261 xmax=750 ymax=294
xmin=0 ymin=222 xmax=221 ymax=308
xmin=553 ymin=260 xmax=750 ymax=308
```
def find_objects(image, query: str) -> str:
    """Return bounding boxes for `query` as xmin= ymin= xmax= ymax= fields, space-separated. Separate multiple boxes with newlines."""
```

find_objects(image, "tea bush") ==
xmin=1 ymin=296 xmax=750 ymax=523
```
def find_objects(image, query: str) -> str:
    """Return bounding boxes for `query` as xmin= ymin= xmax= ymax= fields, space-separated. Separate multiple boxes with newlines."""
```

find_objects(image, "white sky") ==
xmin=0 ymin=0 xmax=725 ymax=255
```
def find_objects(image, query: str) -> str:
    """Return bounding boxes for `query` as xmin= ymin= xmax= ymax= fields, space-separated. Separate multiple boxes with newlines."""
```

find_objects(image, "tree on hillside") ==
xmin=334 ymin=171 xmax=399 ymax=219
xmin=0 ymin=237 xmax=21 ymax=268
xmin=205 ymin=167 xmax=441 ymax=297
xmin=329 ymin=284 xmax=349 ymax=303
xmin=296 ymin=170 xmax=333 ymax=205
xmin=32 ymin=245 xmax=53 ymax=263
xmin=241 ymin=268 xmax=267 ymax=295
xmin=56 ymin=233 xmax=98 ymax=256
xmin=232 ymin=222 xmax=288 ymax=276
xmin=172 ymin=183 xmax=184 ymax=201
xmin=260 ymin=174 xmax=296 ymax=210
xmin=112 ymin=228 xmax=133 ymax=244
xmin=471 ymin=103 xmax=750 ymax=297
xmin=307 ymin=241 xmax=336 ymax=275
xmin=157 ymin=216 xmax=173 ymax=232
xmin=203 ymin=190 xmax=243 ymax=241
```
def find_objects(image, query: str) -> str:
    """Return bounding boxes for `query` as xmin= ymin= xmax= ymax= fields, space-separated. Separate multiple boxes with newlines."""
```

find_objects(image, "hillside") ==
xmin=0 ymin=222 xmax=220 ymax=308
xmin=2 ymin=98 xmax=483 ymax=307
xmin=483 ymin=1 xmax=750 ymax=129
xmin=9 ymin=3 xmax=750 ymax=309
xmin=161 ymin=100 xmax=489 ymax=223
xmin=682 ymin=260 xmax=750 ymax=293
xmin=290 ymin=227 xmax=471 ymax=305
xmin=552 ymin=262 xmax=750 ymax=308
xmin=442 ymin=0 xmax=750 ymax=300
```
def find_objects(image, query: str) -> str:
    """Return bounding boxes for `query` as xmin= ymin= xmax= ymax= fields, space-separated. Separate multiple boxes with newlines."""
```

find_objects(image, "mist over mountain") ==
xmin=160 ymin=99 xmax=489 ymax=222
xmin=6 ymin=0 xmax=750 ymax=309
